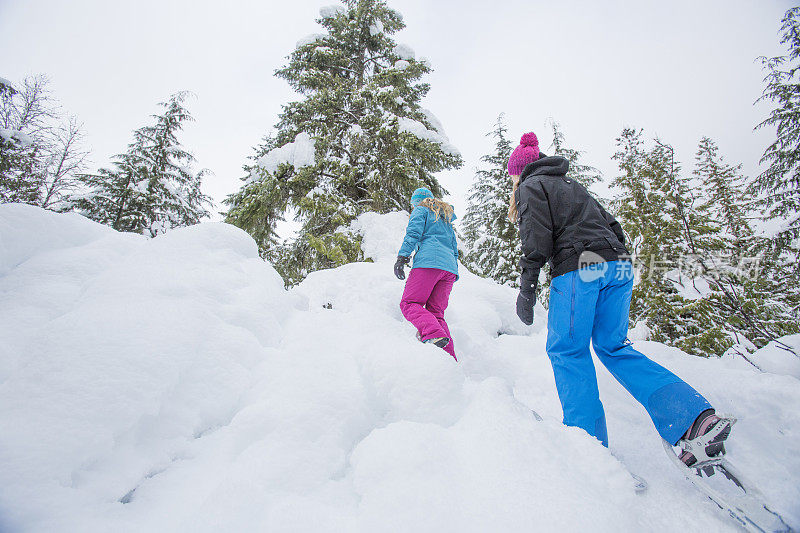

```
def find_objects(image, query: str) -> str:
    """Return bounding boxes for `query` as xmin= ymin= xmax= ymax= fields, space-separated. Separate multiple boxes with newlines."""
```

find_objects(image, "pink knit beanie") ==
xmin=507 ymin=132 xmax=540 ymax=175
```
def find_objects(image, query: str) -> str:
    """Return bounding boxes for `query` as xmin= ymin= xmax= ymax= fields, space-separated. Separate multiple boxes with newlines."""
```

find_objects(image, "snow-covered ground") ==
xmin=0 ymin=203 xmax=798 ymax=533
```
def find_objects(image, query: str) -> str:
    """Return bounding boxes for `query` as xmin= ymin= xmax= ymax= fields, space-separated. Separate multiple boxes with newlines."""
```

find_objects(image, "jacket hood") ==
xmin=519 ymin=153 xmax=570 ymax=183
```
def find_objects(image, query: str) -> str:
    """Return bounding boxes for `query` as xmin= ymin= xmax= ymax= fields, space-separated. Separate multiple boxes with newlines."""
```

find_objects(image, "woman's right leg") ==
xmin=400 ymin=268 xmax=450 ymax=342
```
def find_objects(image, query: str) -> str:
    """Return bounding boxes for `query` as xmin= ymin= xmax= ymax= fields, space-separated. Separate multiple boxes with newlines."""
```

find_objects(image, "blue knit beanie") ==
xmin=410 ymin=187 xmax=433 ymax=208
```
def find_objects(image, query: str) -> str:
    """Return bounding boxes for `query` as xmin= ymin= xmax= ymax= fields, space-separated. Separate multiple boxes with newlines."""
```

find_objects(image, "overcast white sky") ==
xmin=1 ymin=0 xmax=795 ymax=222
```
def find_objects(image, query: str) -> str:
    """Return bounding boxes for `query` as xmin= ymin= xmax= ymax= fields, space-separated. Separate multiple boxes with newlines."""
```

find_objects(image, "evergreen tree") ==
xmin=74 ymin=92 xmax=211 ymax=236
xmin=692 ymin=137 xmax=798 ymax=353
xmin=612 ymin=129 xmax=730 ymax=357
xmin=752 ymin=6 xmax=800 ymax=334
xmin=612 ymin=128 xmax=671 ymax=338
xmin=225 ymin=0 xmax=462 ymax=284
xmin=462 ymin=114 xmax=518 ymax=287
xmin=754 ymin=6 xmax=800 ymax=255
xmin=547 ymin=119 xmax=602 ymax=190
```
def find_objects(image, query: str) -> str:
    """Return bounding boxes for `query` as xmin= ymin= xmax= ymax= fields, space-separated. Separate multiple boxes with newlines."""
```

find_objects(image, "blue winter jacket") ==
xmin=398 ymin=205 xmax=459 ymax=279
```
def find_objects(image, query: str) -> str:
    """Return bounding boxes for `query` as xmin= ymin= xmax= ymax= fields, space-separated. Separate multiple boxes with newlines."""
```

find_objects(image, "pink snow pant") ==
xmin=399 ymin=268 xmax=458 ymax=361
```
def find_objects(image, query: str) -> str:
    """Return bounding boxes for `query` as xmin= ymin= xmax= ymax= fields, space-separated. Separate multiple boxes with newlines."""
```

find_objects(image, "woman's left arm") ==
xmin=519 ymin=180 xmax=554 ymax=274
xmin=516 ymin=180 xmax=553 ymax=325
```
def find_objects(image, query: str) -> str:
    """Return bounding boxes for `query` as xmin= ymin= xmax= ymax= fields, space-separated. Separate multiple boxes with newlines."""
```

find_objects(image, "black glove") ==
xmin=516 ymin=268 xmax=538 ymax=325
xmin=394 ymin=255 xmax=410 ymax=280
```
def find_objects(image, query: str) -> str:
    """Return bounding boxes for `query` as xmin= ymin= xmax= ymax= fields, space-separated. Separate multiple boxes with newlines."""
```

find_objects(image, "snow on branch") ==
xmin=393 ymin=43 xmax=415 ymax=61
xmin=0 ymin=128 xmax=33 ymax=147
xmin=296 ymin=33 xmax=329 ymax=49
xmin=319 ymin=5 xmax=346 ymax=18
xmin=254 ymin=132 xmax=317 ymax=178
xmin=369 ymin=19 xmax=384 ymax=36
xmin=397 ymin=111 xmax=460 ymax=157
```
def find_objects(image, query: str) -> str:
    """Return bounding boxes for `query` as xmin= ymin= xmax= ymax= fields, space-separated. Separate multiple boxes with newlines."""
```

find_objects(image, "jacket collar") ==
xmin=519 ymin=153 xmax=570 ymax=184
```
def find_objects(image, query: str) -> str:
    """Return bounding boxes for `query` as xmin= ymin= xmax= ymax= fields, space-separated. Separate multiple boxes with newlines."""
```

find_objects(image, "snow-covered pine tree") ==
xmin=692 ymin=137 xmax=754 ymax=349
xmin=225 ymin=0 xmax=462 ymax=285
xmin=612 ymin=129 xmax=671 ymax=339
xmin=74 ymin=92 xmax=211 ymax=236
xmin=547 ymin=119 xmax=602 ymax=190
xmin=461 ymin=114 xmax=519 ymax=287
xmin=648 ymin=139 xmax=730 ymax=357
xmin=612 ymin=129 xmax=730 ymax=357
xmin=691 ymin=137 xmax=798 ymax=355
xmin=752 ymin=6 xmax=800 ymax=330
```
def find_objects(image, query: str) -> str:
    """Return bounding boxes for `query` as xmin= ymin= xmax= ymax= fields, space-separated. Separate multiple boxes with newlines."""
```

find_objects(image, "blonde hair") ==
xmin=508 ymin=174 xmax=520 ymax=223
xmin=419 ymin=197 xmax=454 ymax=224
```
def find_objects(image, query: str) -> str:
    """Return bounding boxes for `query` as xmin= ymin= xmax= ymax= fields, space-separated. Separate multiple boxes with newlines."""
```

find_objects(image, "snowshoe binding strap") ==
xmin=679 ymin=416 xmax=736 ymax=467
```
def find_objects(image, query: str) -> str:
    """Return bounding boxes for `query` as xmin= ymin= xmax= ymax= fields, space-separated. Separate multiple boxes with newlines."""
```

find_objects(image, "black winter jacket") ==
xmin=515 ymin=154 xmax=629 ymax=282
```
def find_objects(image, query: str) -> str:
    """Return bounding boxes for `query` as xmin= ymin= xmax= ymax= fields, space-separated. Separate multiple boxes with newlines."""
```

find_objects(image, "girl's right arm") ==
xmin=398 ymin=207 xmax=427 ymax=257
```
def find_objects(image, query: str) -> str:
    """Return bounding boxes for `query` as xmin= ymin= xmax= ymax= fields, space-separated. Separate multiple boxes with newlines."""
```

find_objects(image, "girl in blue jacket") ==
xmin=395 ymin=188 xmax=459 ymax=360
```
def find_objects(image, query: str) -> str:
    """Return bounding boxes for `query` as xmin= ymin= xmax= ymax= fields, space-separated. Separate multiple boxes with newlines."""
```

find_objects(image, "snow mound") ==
xmin=0 ymin=205 xmax=798 ymax=532
xmin=347 ymin=210 xmax=410 ymax=262
xmin=0 ymin=203 xmax=124 ymax=277
xmin=254 ymin=132 xmax=316 ymax=177
xmin=746 ymin=334 xmax=800 ymax=379
xmin=0 ymin=205 xmax=292 ymax=532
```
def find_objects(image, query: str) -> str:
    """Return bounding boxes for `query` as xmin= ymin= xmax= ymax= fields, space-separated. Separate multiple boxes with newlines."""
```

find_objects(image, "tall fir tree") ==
xmin=752 ymin=6 xmax=800 ymax=333
xmin=225 ymin=0 xmax=462 ymax=284
xmin=462 ymin=114 xmax=518 ymax=286
xmin=74 ymin=92 xmax=211 ymax=236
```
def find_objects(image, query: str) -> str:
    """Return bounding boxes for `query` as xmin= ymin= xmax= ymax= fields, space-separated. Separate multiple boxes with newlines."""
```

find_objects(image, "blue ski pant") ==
xmin=546 ymin=260 xmax=711 ymax=447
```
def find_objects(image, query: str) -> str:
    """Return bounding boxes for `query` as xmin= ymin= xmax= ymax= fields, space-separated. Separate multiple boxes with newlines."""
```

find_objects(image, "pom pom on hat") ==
xmin=520 ymin=132 xmax=539 ymax=147
xmin=507 ymin=132 xmax=541 ymax=176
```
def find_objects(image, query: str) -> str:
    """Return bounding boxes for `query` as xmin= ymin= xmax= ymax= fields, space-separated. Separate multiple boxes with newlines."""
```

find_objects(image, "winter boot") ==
xmin=426 ymin=337 xmax=450 ymax=349
xmin=416 ymin=332 xmax=450 ymax=349
xmin=677 ymin=409 xmax=732 ymax=467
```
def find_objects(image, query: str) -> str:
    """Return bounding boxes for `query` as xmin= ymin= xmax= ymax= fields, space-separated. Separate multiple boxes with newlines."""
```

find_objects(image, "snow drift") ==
xmin=0 ymin=203 xmax=798 ymax=532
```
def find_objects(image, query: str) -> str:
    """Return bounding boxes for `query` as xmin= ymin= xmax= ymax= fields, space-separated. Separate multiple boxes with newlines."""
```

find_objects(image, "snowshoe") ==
xmin=663 ymin=417 xmax=793 ymax=533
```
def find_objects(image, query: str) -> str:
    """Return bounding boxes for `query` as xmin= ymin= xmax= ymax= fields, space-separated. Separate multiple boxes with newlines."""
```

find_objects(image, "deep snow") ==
xmin=0 ymin=204 xmax=798 ymax=532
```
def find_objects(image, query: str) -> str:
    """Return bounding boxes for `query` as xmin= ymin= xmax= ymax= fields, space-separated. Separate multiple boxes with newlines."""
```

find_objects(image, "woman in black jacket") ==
xmin=508 ymin=131 xmax=730 ymax=466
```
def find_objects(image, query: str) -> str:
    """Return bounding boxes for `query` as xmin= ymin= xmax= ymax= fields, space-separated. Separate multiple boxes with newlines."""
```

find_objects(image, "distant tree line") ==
xmin=1 ymin=78 xmax=210 ymax=237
